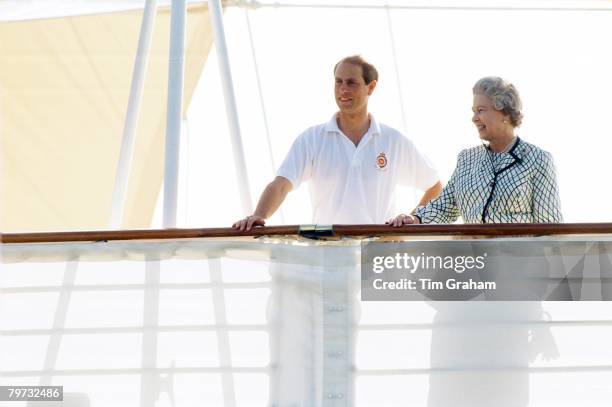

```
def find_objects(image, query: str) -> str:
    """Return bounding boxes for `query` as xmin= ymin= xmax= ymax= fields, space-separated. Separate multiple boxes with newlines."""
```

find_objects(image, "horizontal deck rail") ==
xmin=3 ymin=223 xmax=612 ymax=243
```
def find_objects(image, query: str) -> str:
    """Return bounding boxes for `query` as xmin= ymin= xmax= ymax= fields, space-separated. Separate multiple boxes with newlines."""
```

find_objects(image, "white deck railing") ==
xmin=2 ymin=228 xmax=612 ymax=406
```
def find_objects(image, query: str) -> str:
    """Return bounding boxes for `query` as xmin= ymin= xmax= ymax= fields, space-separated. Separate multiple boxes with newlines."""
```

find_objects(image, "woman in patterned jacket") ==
xmin=386 ymin=78 xmax=563 ymax=406
xmin=388 ymin=76 xmax=562 ymax=225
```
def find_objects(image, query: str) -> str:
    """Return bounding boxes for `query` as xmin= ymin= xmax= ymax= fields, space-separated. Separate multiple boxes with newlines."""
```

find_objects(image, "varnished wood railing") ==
xmin=2 ymin=223 xmax=612 ymax=244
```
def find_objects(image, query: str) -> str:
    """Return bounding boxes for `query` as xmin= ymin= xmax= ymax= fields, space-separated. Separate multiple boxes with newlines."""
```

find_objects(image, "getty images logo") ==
xmin=372 ymin=252 xmax=488 ymax=274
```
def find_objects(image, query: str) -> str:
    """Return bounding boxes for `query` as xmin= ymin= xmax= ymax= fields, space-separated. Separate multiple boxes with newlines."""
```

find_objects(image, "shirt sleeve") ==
xmin=532 ymin=150 xmax=563 ymax=223
xmin=276 ymin=131 xmax=314 ymax=189
xmin=415 ymin=153 xmax=461 ymax=224
xmin=397 ymin=136 xmax=439 ymax=190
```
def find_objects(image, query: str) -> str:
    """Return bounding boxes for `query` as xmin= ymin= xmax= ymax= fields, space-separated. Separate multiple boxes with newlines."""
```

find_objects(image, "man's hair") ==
xmin=334 ymin=55 xmax=379 ymax=85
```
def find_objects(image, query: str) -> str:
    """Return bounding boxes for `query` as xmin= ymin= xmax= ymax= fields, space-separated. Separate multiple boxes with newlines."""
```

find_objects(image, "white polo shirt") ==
xmin=277 ymin=114 xmax=438 ymax=224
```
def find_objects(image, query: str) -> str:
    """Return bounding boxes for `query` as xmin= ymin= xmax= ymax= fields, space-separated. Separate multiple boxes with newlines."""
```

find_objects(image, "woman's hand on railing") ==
xmin=232 ymin=215 xmax=266 ymax=232
xmin=386 ymin=213 xmax=421 ymax=227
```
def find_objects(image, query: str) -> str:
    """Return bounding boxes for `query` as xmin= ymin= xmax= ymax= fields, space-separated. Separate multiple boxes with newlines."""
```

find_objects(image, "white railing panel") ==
xmin=2 ymin=237 xmax=612 ymax=406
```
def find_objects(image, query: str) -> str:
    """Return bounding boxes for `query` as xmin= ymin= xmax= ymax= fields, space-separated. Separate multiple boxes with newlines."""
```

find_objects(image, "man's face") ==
xmin=334 ymin=62 xmax=376 ymax=114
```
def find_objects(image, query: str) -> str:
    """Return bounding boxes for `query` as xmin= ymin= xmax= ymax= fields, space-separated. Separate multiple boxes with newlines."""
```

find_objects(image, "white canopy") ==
xmin=0 ymin=3 xmax=213 ymax=231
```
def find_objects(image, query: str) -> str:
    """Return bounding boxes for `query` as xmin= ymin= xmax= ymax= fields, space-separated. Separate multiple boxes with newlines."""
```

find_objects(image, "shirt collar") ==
xmin=484 ymin=137 xmax=524 ymax=170
xmin=501 ymin=136 xmax=518 ymax=154
xmin=485 ymin=136 xmax=521 ymax=155
xmin=325 ymin=112 xmax=381 ymax=136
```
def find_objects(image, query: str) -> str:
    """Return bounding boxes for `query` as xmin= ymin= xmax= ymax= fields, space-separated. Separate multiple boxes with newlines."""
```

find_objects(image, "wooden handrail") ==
xmin=2 ymin=223 xmax=612 ymax=244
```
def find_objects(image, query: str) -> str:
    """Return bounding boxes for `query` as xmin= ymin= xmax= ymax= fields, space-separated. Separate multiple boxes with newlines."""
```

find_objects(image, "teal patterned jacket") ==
xmin=415 ymin=138 xmax=562 ymax=224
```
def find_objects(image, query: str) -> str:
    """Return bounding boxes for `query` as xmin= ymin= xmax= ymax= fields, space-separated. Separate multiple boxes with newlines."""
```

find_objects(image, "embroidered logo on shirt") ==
xmin=376 ymin=152 xmax=388 ymax=169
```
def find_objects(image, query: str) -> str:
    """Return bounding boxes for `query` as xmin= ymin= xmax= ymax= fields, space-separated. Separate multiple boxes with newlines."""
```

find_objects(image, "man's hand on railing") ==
xmin=232 ymin=215 xmax=266 ymax=232
xmin=386 ymin=213 xmax=421 ymax=227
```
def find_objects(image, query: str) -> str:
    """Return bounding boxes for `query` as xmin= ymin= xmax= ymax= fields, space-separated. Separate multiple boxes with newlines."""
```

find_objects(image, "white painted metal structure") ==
xmin=109 ymin=0 xmax=159 ymax=229
xmin=163 ymin=0 xmax=188 ymax=228
xmin=208 ymin=0 xmax=253 ymax=216
xmin=2 ymin=236 xmax=612 ymax=406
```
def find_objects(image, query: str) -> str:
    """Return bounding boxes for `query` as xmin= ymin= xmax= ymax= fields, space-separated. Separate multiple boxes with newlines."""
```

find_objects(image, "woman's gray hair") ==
xmin=473 ymin=77 xmax=523 ymax=127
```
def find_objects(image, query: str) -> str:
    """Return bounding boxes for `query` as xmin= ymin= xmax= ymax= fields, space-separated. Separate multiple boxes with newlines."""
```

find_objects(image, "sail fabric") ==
xmin=0 ymin=5 xmax=213 ymax=231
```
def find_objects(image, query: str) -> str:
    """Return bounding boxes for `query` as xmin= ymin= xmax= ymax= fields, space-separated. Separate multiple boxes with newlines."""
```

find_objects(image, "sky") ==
xmin=151 ymin=1 xmax=612 ymax=227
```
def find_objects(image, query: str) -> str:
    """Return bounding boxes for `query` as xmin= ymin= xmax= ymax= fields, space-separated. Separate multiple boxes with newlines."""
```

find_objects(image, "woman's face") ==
xmin=472 ymin=93 xmax=512 ymax=142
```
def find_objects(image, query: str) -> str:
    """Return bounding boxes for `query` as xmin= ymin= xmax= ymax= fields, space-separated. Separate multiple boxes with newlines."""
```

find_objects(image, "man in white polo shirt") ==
xmin=233 ymin=56 xmax=442 ymax=405
xmin=234 ymin=55 xmax=441 ymax=230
